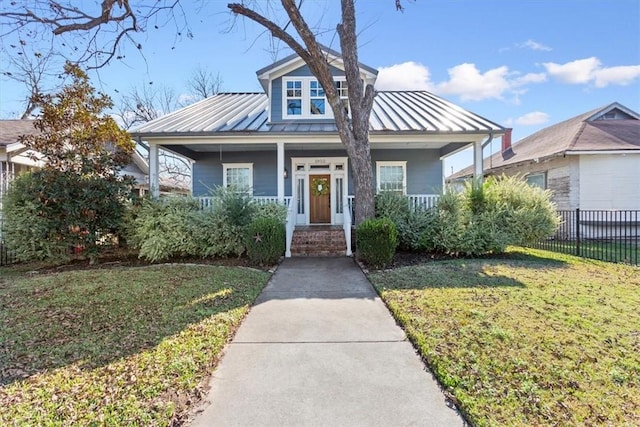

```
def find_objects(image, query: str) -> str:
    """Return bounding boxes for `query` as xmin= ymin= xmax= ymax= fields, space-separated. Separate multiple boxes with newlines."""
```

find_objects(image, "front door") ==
xmin=309 ymin=174 xmax=331 ymax=223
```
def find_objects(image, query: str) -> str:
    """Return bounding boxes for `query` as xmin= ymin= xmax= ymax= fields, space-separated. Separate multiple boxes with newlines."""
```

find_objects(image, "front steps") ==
xmin=290 ymin=226 xmax=347 ymax=257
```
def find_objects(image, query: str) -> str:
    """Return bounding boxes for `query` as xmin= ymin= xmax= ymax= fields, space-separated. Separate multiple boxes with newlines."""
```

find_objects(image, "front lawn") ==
xmin=369 ymin=247 xmax=640 ymax=426
xmin=0 ymin=264 xmax=269 ymax=425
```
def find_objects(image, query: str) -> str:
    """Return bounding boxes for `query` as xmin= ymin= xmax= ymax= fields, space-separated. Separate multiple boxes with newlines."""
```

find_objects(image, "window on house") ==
xmin=286 ymin=80 xmax=302 ymax=115
xmin=526 ymin=172 xmax=546 ymax=189
xmin=377 ymin=161 xmax=407 ymax=194
xmin=335 ymin=80 xmax=349 ymax=116
xmin=223 ymin=163 xmax=253 ymax=190
xmin=282 ymin=77 xmax=347 ymax=119
xmin=309 ymin=81 xmax=325 ymax=115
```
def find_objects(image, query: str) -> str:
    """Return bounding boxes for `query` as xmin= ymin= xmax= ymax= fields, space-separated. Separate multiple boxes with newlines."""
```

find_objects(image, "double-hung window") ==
xmin=376 ymin=161 xmax=406 ymax=194
xmin=286 ymin=80 xmax=303 ymax=116
xmin=309 ymin=81 xmax=325 ymax=115
xmin=335 ymin=79 xmax=349 ymax=116
xmin=223 ymin=163 xmax=253 ymax=191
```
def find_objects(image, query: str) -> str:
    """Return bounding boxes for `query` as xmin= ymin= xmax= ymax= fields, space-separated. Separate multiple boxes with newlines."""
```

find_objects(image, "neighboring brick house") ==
xmin=450 ymin=103 xmax=640 ymax=211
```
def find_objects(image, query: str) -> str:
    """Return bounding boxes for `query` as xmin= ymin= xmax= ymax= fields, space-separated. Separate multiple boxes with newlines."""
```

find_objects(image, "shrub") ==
xmin=211 ymin=185 xmax=255 ymax=227
xmin=375 ymin=192 xmax=436 ymax=251
xmin=131 ymin=196 xmax=199 ymax=262
xmin=419 ymin=175 xmax=560 ymax=256
xmin=254 ymin=201 xmax=288 ymax=223
xmin=190 ymin=208 xmax=245 ymax=258
xmin=2 ymin=170 xmax=132 ymax=263
xmin=245 ymin=216 xmax=285 ymax=265
xmin=357 ymin=217 xmax=398 ymax=268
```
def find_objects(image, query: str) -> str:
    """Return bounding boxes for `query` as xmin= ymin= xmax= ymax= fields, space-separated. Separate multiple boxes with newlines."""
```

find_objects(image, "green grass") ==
xmin=0 ymin=264 xmax=269 ymax=425
xmin=369 ymin=247 xmax=640 ymax=426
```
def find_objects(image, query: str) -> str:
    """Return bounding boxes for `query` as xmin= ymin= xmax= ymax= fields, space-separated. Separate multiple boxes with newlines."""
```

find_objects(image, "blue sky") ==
xmin=1 ymin=0 xmax=639 ymax=175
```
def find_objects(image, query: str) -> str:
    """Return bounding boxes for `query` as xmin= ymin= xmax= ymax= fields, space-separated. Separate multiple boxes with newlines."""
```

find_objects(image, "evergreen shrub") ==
xmin=357 ymin=217 xmax=398 ymax=268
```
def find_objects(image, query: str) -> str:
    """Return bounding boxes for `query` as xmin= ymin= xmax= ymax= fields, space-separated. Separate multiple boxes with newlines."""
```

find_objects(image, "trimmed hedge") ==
xmin=357 ymin=217 xmax=398 ymax=268
xmin=245 ymin=217 xmax=286 ymax=265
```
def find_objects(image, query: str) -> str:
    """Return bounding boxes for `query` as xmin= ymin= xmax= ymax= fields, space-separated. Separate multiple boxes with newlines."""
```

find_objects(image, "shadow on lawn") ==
xmin=375 ymin=250 xmax=569 ymax=290
xmin=0 ymin=265 xmax=264 ymax=386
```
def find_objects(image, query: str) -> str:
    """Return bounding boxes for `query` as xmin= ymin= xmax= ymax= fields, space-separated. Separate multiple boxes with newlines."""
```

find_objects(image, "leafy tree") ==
xmin=3 ymin=62 xmax=135 ymax=263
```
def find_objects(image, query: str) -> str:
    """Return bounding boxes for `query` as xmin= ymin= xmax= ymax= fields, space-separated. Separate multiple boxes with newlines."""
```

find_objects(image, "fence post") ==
xmin=575 ymin=208 xmax=580 ymax=257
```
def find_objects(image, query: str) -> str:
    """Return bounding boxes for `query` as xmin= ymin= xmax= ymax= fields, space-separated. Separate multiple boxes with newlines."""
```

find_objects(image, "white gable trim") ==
xmin=586 ymin=102 xmax=640 ymax=122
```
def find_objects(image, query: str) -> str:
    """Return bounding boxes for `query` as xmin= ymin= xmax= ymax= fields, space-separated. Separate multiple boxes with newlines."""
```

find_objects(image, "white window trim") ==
xmin=526 ymin=172 xmax=546 ymax=189
xmin=376 ymin=161 xmax=407 ymax=195
xmin=222 ymin=163 xmax=253 ymax=190
xmin=282 ymin=77 xmax=347 ymax=120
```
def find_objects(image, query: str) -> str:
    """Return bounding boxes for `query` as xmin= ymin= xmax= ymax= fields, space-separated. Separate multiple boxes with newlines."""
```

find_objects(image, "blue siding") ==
xmin=371 ymin=149 xmax=443 ymax=194
xmin=192 ymin=148 xmax=442 ymax=197
xmin=270 ymin=64 xmax=345 ymax=123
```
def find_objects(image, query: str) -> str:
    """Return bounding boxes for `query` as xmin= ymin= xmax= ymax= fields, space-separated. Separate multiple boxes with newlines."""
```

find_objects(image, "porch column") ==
xmin=473 ymin=139 xmax=483 ymax=182
xmin=149 ymin=143 xmax=160 ymax=198
xmin=277 ymin=141 xmax=285 ymax=202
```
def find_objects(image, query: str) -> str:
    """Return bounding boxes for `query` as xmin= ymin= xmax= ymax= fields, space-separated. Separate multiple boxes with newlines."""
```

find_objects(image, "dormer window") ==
xmin=286 ymin=80 xmax=303 ymax=115
xmin=282 ymin=77 xmax=347 ymax=119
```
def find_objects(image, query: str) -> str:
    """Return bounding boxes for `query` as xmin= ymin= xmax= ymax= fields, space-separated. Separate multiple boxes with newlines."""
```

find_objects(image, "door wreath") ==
xmin=311 ymin=177 xmax=330 ymax=196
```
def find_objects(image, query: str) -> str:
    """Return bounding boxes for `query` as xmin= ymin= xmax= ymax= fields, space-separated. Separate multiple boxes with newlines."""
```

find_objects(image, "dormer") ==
xmin=256 ymin=45 xmax=378 ymax=123
xmin=587 ymin=102 xmax=639 ymax=122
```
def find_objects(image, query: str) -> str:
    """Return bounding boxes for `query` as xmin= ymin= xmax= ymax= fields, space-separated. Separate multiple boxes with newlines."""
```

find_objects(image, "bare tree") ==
xmin=185 ymin=65 xmax=224 ymax=101
xmin=229 ymin=0 xmax=378 ymax=223
xmin=116 ymin=83 xmax=178 ymax=129
xmin=0 ymin=1 xmax=189 ymax=69
xmin=1 ymin=44 xmax=62 ymax=118
xmin=2 ymin=0 xmax=406 ymax=223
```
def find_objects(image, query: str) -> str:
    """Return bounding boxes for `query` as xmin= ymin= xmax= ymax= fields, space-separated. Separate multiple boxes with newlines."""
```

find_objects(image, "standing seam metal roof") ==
xmin=130 ymin=91 xmax=504 ymax=136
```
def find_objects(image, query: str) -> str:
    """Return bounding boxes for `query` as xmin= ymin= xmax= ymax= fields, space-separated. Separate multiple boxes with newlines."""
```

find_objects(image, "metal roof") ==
xmin=130 ymin=91 xmax=504 ymax=137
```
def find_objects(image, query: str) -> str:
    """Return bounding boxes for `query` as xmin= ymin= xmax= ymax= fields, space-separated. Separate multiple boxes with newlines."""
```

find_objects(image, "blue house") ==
xmin=131 ymin=47 xmax=504 ymax=256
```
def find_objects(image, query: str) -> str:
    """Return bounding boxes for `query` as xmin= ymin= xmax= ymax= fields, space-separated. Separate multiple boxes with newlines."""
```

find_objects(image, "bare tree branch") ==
xmin=185 ymin=65 xmax=224 ymax=101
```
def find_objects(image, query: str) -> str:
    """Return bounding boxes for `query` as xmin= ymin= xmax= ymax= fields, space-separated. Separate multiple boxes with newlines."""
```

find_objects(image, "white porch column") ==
xmin=473 ymin=139 xmax=483 ymax=182
xmin=149 ymin=143 xmax=160 ymax=198
xmin=277 ymin=141 xmax=285 ymax=202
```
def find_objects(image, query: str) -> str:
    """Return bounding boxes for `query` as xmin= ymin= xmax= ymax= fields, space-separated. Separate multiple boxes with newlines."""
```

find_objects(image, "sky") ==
xmin=1 ymin=0 xmax=639 ymax=176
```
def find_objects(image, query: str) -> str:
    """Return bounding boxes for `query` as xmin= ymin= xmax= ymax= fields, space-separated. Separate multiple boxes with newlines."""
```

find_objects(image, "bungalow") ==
xmin=130 ymin=47 xmax=505 ymax=256
xmin=449 ymin=103 xmax=640 ymax=241
xmin=450 ymin=103 xmax=640 ymax=211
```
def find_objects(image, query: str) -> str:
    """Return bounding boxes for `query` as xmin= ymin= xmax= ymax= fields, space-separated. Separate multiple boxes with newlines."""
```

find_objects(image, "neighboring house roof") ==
xmin=0 ymin=119 xmax=38 ymax=148
xmin=130 ymin=91 xmax=504 ymax=137
xmin=450 ymin=102 xmax=640 ymax=179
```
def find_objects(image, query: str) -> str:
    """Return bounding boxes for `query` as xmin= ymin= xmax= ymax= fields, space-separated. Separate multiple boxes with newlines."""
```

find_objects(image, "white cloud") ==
xmin=543 ymin=57 xmax=640 ymax=87
xmin=593 ymin=65 xmax=640 ymax=88
xmin=435 ymin=63 xmax=512 ymax=101
xmin=518 ymin=39 xmax=552 ymax=51
xmin=515 ymin=111 xmax=550 ymax=126
xmin=543 ymin=57 xmax=600 ymax=84
xmin=375 ymin=62 xmax=433 ymax=91
xmin=512 ymin=72 xmax=547 ymax=86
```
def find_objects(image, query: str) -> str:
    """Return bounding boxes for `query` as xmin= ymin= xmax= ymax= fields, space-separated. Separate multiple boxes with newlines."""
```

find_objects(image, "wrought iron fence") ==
xmin=529 ymin=209 xmax=639 ymax=266
xmin=0 ymin=214 xmax=16 ymax=266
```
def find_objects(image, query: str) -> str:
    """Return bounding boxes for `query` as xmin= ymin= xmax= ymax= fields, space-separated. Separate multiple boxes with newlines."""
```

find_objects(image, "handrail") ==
xmin=343 ymin=198 xmax=352 ymax=256
xmin=285 ymin=195 xmax=296 ymax=258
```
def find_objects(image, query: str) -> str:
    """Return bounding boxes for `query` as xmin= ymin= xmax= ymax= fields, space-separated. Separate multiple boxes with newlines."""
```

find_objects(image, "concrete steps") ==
xmin=291 ymin=227 xmax=347 ymax=257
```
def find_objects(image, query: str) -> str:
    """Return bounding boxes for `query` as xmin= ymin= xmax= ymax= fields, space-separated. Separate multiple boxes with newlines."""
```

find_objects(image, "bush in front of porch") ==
xmin=373 ymin=175 xmax=560 ymax=259
xmin=126 ymin=187 xmax=287 ymax=263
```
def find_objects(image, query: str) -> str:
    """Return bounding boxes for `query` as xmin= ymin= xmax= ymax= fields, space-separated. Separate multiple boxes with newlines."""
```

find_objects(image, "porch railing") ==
xmin=346 ymin=194 xmax=440 ymax=220
xmin=197 ymin=196 xmax=292 ymax=210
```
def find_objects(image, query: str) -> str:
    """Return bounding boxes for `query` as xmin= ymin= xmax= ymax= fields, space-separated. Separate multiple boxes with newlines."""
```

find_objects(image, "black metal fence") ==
xmin=0 ymin=215 xmax=16 ymax=266
xmin=529 ymin=209 xmax=639 ymax=266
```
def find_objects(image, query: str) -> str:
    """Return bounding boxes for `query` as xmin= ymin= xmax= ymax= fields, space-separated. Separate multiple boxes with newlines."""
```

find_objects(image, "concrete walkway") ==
xmin=190 ymin=257 xmax=465 ymax=427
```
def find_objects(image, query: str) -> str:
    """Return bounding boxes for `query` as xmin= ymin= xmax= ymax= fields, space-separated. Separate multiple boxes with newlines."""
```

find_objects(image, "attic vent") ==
xmin=603 ymin=111 xmax=617 ymax=120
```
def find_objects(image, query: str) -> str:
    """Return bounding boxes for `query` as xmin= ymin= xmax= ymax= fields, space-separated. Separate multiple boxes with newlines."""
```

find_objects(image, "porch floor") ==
xmin=294 ymin=225 xmax=343 ymax=231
